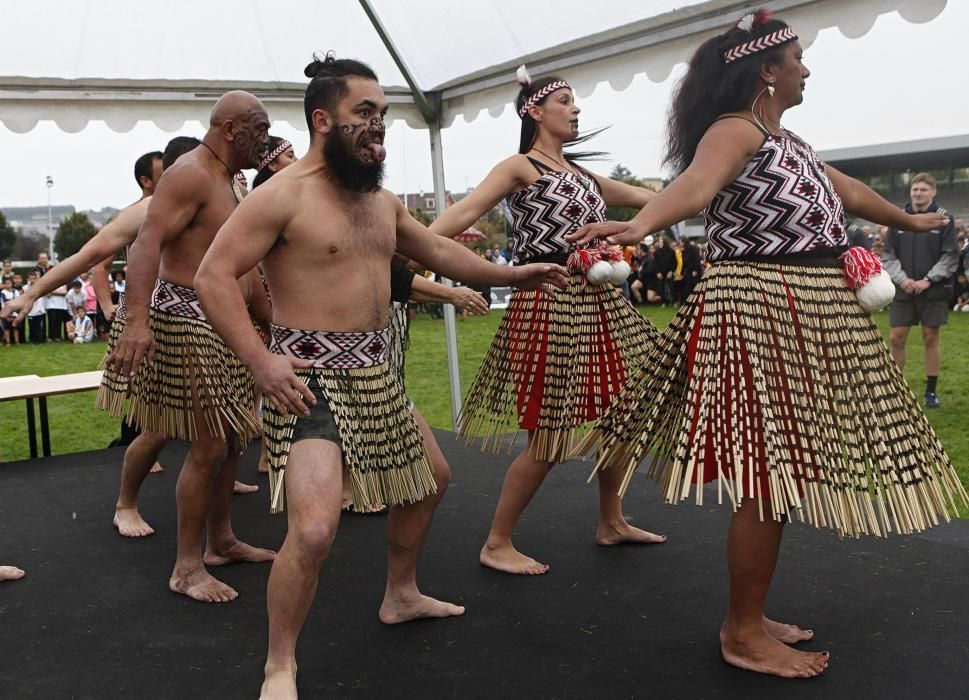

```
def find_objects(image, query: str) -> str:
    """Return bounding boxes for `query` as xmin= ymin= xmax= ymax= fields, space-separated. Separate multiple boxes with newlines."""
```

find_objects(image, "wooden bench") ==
xmin=0 ymin=370 xmax=104 ymax=458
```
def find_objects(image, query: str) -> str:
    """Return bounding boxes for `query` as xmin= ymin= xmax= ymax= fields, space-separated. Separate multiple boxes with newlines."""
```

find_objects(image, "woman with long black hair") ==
xmin=429 ymin=68 xmax=665 ymax=576
xmin=570 ymin=9 xmax=966 ymax=678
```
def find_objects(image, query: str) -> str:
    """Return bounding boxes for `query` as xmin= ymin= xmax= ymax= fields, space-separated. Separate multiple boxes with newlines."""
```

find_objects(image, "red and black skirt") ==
xmin=459 ymin=273 xmax=659 ymax=463
xmin=578 ymin=258 xmax=967 ymax=538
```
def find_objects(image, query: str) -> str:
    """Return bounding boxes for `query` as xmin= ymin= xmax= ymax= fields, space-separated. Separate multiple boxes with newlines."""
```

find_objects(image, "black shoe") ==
xmin=925 ymin=392 xmax=941 ymax=409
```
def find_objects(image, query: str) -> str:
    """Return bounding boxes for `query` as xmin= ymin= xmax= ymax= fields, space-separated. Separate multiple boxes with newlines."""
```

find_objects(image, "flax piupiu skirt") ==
xmin=577 ymin=259 xmax=968 ymax=538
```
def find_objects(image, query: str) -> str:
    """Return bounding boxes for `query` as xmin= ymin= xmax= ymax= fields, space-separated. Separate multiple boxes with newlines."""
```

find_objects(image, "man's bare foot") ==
xmin=596 ymin=520 xmax=667 ymax=545
xmin=721 ymin=618 xmax=814 ymax=646
xmin=113 ymin=506 xmax=155 ymax=537
xmin=721 ymin=627 xmax=829 ymax=678
xmin=149 ymin=462 xmax=164 ymax=473
xmin=260 ymin=667 xmax=297 ymax=700
xmin=0 ymin=565 xmax=25 ymax=581
xmin=169 ymin=564 xmax=238 ymax=603
xmin=233 ymin=480 xmax=259 ymax=495
xmin=203 ymin=539 xmax=276 ymax=567
xmin=378 ymin=591 xmax=466 ymax=625
xmin=479 ymin=542 xmax=549 ymax=575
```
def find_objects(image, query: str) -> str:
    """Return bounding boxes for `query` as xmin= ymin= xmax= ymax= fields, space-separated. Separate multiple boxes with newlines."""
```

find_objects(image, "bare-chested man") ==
xmin=0 ymin=141 xmax=199 ymax=537
xmin=107 ymin=91 xmax=274 ymax=603
xmin=195 ymin=55 xmax=569 ymax=699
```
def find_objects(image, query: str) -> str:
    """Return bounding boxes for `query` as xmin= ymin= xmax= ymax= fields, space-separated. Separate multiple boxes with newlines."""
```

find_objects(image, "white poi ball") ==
xmin=856 ymin=269 xmax=895 ymax=312
xmin=586 ymin=260 xmax=614 ymax=285
xmin=609 ymin=260 xmax=632 ymax=285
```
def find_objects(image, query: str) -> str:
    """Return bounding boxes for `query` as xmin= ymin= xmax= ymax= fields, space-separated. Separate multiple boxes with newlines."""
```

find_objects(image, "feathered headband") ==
xmin=257 ymin=139 xmax=293 ymax=172
xmin=516 ymin=65 xmax=571 ymax=119
xmin=722 ymin=9 xmax=797 ymax=64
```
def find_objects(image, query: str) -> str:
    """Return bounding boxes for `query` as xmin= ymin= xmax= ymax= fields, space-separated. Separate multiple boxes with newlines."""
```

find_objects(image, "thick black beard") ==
xmin=323 ymin=130 xmax=384 ymax=193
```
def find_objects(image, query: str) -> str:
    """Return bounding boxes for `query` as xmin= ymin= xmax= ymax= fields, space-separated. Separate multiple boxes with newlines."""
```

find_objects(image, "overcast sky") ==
xmin=1 ymin=1 xmax=964 ymax=212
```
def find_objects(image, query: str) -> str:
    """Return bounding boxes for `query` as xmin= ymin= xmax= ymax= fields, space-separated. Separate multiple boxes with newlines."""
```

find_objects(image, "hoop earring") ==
xmin=752 ymin=87 xmax=771 ymax=130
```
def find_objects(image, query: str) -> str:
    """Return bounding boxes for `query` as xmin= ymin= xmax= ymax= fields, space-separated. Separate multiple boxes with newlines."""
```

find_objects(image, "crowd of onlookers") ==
xmin=5 ymin=216 xmax=969 ymax=346
xmin=0 ymin=253 xmax=124 ymax=347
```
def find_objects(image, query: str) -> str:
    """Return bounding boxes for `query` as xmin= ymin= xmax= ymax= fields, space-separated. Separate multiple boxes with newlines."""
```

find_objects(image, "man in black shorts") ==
xmin=883 ymin=172 xmax=958 ymax=408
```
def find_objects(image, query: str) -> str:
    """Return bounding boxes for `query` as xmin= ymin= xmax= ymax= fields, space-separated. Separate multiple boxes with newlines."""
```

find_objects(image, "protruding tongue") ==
xmin=365 ymin=142 xmax=387 ymax=162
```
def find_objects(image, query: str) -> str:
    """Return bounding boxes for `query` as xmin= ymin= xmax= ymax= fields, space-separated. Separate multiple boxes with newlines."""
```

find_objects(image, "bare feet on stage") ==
xmin=169 ymin=564 xmax=238 ymax=603
xmin=721 ymin=618 xmax=815 ymax=646
xmin=233 ymin=480 xmax=259 ymax=495
xmin=720 ymin=623 xmax=828 ymax=678
xmin=0 ymin=565 xmax=25 ymax=581
xmin=113 ymin=506 xmax=155 ymax=537
xmin=149 ymin=462 xmax=164 ymax=473
xmin=596 ymin=519 xmax=667 ymax=546
xmin=203 ymin=539 xmax=276 ymax=567
xmin=260 ymin=666 xmax=297 ymax=700
xmin=480 ymin=541 xmax=549 ymax=575
xmin=762 ymin=617 xmax=814 ymax=644
xmin=378 ymin=589 xmax=466 ymax=625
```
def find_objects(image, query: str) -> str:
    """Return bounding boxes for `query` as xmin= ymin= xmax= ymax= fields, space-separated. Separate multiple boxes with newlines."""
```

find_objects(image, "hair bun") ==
xmin=304 ymin=60 xmax=322 ymax=79
xmin=304 ymin=51 xmax=337 ymax=78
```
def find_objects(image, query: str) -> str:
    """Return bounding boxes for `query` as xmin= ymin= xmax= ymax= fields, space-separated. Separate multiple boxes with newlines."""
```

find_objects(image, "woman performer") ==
xmin=249 ymin=137 xmax=297 ymax=475
xmin=429 ymin=67 xmax=665 ymax=576
xmin=253 ymin=136 xmax=297 ymax=189
xmin=569 ymin=10 xmax=968 ymax=678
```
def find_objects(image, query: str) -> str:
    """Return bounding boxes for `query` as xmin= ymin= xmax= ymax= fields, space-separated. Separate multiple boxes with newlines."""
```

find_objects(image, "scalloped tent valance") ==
xmin=0 ymin=0 xmax=945 ymax=133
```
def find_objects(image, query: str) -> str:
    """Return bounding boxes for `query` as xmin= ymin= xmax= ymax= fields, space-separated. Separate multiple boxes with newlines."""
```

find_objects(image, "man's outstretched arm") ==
xmin=1 ymin=200 xmax=148 ymax=323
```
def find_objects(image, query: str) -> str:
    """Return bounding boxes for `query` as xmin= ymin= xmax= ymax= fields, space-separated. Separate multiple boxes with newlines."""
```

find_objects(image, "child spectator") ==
xmin=67 ymin=305 xmax=95 ymax=343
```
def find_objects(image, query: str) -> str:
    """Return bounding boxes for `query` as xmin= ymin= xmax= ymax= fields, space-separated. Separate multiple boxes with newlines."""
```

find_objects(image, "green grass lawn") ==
xmin=2 ymin=306 xmax=967 ymax=515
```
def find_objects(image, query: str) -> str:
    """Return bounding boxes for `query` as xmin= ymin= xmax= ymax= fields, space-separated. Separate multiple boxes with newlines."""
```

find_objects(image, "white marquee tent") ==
xmin=0 ymin=0 xmax=948 ymax=423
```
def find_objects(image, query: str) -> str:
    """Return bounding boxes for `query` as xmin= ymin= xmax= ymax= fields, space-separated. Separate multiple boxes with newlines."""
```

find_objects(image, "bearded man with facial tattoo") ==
xmin=107 ymin=91 xmax=277 ymax=604
xmin=195 ymin=55 xmax=569 ymax=698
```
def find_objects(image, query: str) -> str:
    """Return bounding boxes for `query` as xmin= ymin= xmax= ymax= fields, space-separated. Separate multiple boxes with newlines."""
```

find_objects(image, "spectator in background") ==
xmin=23 ymin=272 xmax=47 ymax=344
xmin=111 ymin=270 xmax=126 ymax=305
xmin=883 ymin=172 xmax=958 ymax=409
xmin=952 ymin=273 xmax=969 ymax=312
xmin=1 ymin=260 xmax=13 ymax=282
xmin=492 ymin=243 xmax=508 ymax=266
xmin=67 ymin=305 xmax=95 ymax=343
xmin=45 ymin=282 xmax=70 ymax=342
xmin=80 ymin=271 xmax=99 ymax=335
xmin=0 ymin=277 xmax=20 ymax=346
xmin=846 ymin=219 xmax=873 ymax=250
xmin=11 ymin=273 xmax=23 ymax=292
xmin=679 ymin=238 xmax=703 ymax=301
xmin=630 ymin=236 xmax=660 ymax=305
xmin=653 ymin=236 xmax=676 ymax=304
xmin=35 ymin=251 xmax=53 ymax=276
xmin=66 ymin=279 xmax=87 ymax=317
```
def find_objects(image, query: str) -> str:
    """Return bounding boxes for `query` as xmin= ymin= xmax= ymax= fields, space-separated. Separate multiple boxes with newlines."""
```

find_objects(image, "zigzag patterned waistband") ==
xmin=270 ymin=324 xmax=390 ymax=369
xmin=150 ymin=279 xmax=205 ymax=321
xmin=116 ymin=293 xmax=127 ymax=322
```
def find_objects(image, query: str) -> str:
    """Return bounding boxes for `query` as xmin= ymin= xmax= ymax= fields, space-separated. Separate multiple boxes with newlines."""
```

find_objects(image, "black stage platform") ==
xmin=1 ymin=433 xmax=967 ymax=699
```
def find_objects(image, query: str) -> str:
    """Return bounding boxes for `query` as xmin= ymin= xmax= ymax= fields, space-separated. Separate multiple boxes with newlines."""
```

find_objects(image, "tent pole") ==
xmin=429 ymin=118 xmax=463 ymax=429
xmin=359 ymin=0 xmax=461 ymax=427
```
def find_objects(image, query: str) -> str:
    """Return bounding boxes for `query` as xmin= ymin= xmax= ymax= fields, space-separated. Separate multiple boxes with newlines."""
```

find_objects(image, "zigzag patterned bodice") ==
xmin=704 ymin=131 xmax=847 ymax=262
xmin=507 ymin=159 xmax=607 ymax=263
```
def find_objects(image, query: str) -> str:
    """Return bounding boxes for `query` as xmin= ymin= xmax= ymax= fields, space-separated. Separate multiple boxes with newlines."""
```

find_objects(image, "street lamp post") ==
xmin=45 ymin=175 xmax=54 ymax=262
